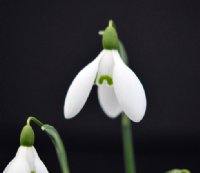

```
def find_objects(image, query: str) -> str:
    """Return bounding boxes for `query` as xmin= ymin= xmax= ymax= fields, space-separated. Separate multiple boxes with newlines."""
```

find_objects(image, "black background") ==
xmin=0 ymin=0 xmax=200 ymax=173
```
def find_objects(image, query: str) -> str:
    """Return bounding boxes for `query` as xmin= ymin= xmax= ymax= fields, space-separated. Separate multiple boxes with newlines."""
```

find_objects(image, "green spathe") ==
xmin=102 ymin=20 xmax=119 ymax=50
xmin=42 ymin=124 xmax=70 ymax=173
xmin=20 ymin=125 xmax=35 ymax=147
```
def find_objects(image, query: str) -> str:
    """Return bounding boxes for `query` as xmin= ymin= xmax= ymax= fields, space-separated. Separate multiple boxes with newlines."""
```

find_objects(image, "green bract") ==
xmin=20 ymin=125 xmax=35 ymax=147
xmin=102 ymin=20 xmax=119 ymax=50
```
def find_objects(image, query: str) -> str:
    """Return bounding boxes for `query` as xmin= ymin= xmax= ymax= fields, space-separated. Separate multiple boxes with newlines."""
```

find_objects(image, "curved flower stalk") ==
xmin=3 ymin=125 xmax=48 ymax=173
xmin=64 ymin=20 xmax=146 ymax=122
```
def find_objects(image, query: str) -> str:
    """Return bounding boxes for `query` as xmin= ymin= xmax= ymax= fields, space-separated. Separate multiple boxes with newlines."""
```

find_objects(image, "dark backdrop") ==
xmin=0 ymin=0 xmax=200 ymax=173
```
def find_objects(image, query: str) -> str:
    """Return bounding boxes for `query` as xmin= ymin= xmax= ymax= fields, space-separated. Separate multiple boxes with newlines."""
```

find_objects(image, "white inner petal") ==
xmin=96 ymin=50 xmax=114 ymax=86
xmin=98 ymin=85 xmax=122 ymax=118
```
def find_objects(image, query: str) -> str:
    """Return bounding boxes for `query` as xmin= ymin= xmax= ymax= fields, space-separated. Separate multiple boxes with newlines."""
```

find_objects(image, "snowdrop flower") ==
xmin=64 ymin=21 xmax=146 ymax=122
xmin=3 ymin=125 xmax=48 ymax=173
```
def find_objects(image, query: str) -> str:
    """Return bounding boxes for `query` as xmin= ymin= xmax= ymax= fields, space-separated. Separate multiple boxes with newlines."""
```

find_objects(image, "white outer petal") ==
xmin=34 ymin=157 xmax=48 ymax=173
xmin=64 ymin=51 xmax=104 ymax=118
xmin=3 ymin=146 xmax=49 ymax=173
xmin=34 ymin=159 xmax=49 ymax=173
xmin=3 ymin=157 xmax=30 ymax=173
xmin=33 ymin=147 xmax=49 ymax=173
xmin=112 ymin=51 xmax=147 ymax=122
xmin=3 ymin=147 xmax=31 ymax=173
xmin=98 ymin=85 xmax=122 ymax=118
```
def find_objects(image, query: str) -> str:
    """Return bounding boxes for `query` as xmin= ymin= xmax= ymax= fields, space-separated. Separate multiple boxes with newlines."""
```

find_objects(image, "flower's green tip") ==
xmin=20 ymin=124 xmax=35 ymax=147
xmin=102 ymin=20 xmax=119 ymax=50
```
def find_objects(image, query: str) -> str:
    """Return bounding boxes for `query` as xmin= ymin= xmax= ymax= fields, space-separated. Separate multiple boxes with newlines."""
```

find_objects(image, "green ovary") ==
xmin=98 ymin=75 xmax=113 ymax=85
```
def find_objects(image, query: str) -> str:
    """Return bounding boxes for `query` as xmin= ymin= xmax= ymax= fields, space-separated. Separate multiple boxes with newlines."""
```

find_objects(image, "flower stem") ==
xmin=118 ymin=40 xmax=136 ymax=173
xmin=27 ymin=116 xmax=44 ymax=127
xmin=121 ymin=113 xmax=136 ymax=173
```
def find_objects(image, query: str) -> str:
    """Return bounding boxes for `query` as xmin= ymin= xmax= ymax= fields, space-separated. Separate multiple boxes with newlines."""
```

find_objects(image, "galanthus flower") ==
xmin=3 ymin=125 xmax=48 ymax=173
xmin=64 ymin=21 xmax=146 ymax=122
xmin=3 ymin=146 xmax=48 ymax=173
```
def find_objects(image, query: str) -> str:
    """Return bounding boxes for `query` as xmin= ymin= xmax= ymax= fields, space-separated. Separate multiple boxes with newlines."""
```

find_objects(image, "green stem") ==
xmin=121 ymin=113 xmax=136 ymax=173
xmin=27 ymin=116 xmax=44 ymax=127
xmin=118 ymin=40 xmax=136 ymax=173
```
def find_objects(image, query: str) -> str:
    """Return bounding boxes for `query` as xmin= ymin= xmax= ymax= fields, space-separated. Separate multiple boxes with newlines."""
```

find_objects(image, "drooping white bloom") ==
xmin=64 ymin=49 xmax=146 ymax=122
xmin=3 ymin=146 xmax=48 ymax=173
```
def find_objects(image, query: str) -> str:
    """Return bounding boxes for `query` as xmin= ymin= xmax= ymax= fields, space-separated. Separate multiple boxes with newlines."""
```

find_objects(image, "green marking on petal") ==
xmin=98 ymin=75 xmax=113 ymax=85
xmin=31 ymin=171 xmax=36 ymax=173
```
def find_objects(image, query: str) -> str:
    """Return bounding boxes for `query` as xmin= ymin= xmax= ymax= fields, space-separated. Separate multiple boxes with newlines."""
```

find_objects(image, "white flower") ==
xmin=64 ymin=49 xmax=146 ymax=122
xmin=3 ymin=146 xmax=48 ymax=173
